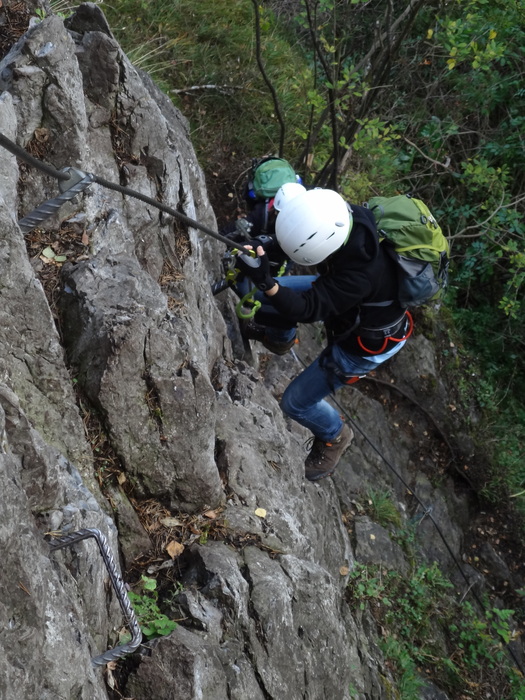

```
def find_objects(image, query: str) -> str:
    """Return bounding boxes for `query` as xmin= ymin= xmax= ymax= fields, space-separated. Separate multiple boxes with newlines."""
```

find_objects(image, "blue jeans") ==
xmin=244 ymin=274 xmax=406 ymax=441
xmin=281 ymin=340 xmax=405 ymax=441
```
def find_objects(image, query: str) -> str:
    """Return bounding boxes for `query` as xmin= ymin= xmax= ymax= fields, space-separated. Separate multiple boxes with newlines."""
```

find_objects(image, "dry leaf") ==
xmin=254 ymin=508 xmax=267 ymax=518
xmin=203 ymin=509 xmax=217 ymax=519
xmin=339 ymin=566 xmax=350 ymax=576
xmin=81 ymin=232 xmax=89 ymax=245
xmin=34 ymin=127 xmax=48 ymax=142
xmin=106 ymin=668 xmax=116 ymax=690
xmin=160 ymin=516 xmax=183 ymax=528
xmin=166 ymin=540 xmax=184 ymax=559
xmin=117 ymin=472 xmax=126 ymax=485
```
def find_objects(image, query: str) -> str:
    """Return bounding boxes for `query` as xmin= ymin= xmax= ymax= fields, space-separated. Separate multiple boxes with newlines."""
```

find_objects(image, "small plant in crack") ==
xmin=127 ymin=575 xmax=177 ymax=641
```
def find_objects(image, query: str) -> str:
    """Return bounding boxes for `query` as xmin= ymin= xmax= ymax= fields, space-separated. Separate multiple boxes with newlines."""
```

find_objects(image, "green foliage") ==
xmin=364 ymin=489 xmax=402 ymax=529
xmin=381 ymin=637 xmax=425 ymax=700
xmin=35 ymin=0 xmax=73 ymax=20
xmin=100 ymin=0 xmax=311 ymax=169
xmin=448 ymin=306 xmax=525 ymax=511
xmin=128 ymin=575 xmax=177 ymax=640
xmin=347 ymin=562 xmax=521 ymax=697
xmin=410 ymin=0 xmax=525 ymax=315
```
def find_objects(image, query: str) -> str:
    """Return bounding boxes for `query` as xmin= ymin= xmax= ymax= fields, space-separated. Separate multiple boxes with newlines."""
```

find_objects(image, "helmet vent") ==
xmin=335 ymin=221 xmax=346 ymax=227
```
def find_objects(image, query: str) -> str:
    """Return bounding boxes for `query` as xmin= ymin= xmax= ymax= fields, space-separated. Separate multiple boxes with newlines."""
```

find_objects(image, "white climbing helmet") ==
xmin=275 ymin=188 xmax=352 ymax=265
xmin=273 ymin=182 xmax=306 ymax=211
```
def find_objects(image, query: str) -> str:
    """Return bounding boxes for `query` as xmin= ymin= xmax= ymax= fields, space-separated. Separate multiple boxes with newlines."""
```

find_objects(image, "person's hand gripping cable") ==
xmin=235 ymin=246 xmax=278 ymax=294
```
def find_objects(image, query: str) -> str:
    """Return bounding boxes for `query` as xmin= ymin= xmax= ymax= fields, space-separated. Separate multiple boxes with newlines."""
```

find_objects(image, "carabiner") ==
xmin=236 ymin=289 xmax=261 ymax=320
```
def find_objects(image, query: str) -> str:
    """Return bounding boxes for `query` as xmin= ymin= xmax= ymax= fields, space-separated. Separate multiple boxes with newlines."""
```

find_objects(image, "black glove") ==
xmin=236 ymin=249 xmax=276 ymax=291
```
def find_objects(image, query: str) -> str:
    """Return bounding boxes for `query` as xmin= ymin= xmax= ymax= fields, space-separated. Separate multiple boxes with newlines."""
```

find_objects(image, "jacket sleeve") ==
xmin=269 ymin=267 xmax=373 ymax=324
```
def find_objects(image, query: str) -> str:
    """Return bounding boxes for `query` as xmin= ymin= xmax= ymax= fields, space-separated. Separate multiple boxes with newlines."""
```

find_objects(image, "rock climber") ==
xmin=235 ymin=186 xmax=411 ymax=482
xmin=217 ymin=175 xmax=306 ymax=299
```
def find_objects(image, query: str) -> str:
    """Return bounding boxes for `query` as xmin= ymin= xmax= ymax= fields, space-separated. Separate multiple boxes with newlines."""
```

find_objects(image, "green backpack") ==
xmin=247 ymin=157 xmax=298 ymax=201
xmin=366 ymin=194 xmax=450 ymax=307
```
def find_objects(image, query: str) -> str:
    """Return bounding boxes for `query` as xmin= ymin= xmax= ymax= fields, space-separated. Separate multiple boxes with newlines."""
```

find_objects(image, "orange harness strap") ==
xmin=357 ymin=311 xmax=414 ymax=356
xmin=343 ymin=375 xmax=363 ymax=385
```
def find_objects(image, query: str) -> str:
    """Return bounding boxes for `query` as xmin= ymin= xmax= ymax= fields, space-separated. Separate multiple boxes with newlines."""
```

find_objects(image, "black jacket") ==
xmin=268 ymin=204 xmax=407 ymax=356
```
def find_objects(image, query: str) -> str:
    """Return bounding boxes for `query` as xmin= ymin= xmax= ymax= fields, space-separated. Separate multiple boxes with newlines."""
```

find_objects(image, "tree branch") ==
xmin=452 ymin=192 xmax=525 ymax=239
xmin=402 ymin=136 xmax=454 ymax=171
xmin=170 ymin=84 xmax=248 ymax=95
xmin=303 ymin=0 xmax=339 ymax=189
xmin=250 ymin=0 xmax=286 ymax=156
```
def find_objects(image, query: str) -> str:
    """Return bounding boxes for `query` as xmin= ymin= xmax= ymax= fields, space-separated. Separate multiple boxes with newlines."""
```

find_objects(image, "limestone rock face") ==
xmin=0 ymin=387 xmax=117 ymax=700
xmin=0 ymin=4 xmax=521 ymax=700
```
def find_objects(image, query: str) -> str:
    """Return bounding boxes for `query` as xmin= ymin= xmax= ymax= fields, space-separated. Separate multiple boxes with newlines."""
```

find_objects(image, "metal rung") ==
xmin=49 ymin=528 xmax=142 ymax=666
xmin=18 ymin=168 xmax=94 ymax=234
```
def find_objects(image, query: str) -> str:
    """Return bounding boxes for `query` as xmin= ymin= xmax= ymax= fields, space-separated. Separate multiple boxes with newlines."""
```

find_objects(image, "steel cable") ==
xmin=292 ymin=341 xmax=524 ymax=674
xmin=0 ymin=130 xmax=248 ymax=252
xmin=2 ymin=131 xmax=522 ymax=674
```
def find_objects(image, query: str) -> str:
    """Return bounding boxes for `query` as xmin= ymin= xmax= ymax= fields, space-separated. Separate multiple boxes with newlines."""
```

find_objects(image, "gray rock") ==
xmin=354 ymin=516 xmax=410 ymax=575
xmin=0 ymin=5 xmax=522 ymax=700
xmin=107 ymin=485 xmax=152 ymax=569
xmin=0 ymin=387 xmax=114 ymax=699
xmin=126 ymin=626 xmax=229 ymax=700
xmin=419 ymin=680 xmax=451 ymax=699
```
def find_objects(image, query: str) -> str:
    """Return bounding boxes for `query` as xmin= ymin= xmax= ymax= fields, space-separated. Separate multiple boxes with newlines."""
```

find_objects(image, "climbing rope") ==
xmin=49 ymin=528 xmax=142 ymax=666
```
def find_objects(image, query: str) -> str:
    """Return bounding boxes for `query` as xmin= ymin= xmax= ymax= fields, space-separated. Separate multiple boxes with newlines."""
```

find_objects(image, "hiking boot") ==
xmin=305 ymin=424 xmax=354 ymax=481
xmin=240 ymin=320 xmax=297 ymax=356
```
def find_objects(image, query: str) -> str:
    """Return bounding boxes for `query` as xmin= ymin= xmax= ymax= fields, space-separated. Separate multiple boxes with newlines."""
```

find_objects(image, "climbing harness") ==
xmin=318 ymin=313 xmax=413 ymax=387
xmin=49 ymin=528 xmax=142 ymax=666
xmin=319 ymin=347 xmax=366 ymax=388
xmin=357 ymin=310 xmax=413 ymax=355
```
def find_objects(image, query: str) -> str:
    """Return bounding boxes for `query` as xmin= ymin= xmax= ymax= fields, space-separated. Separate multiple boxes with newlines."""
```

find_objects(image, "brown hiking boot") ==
xmin=305 ymin=424 xmax=354 ymax=481
xmin=241 ymin=320 xmax=297 ymax=355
